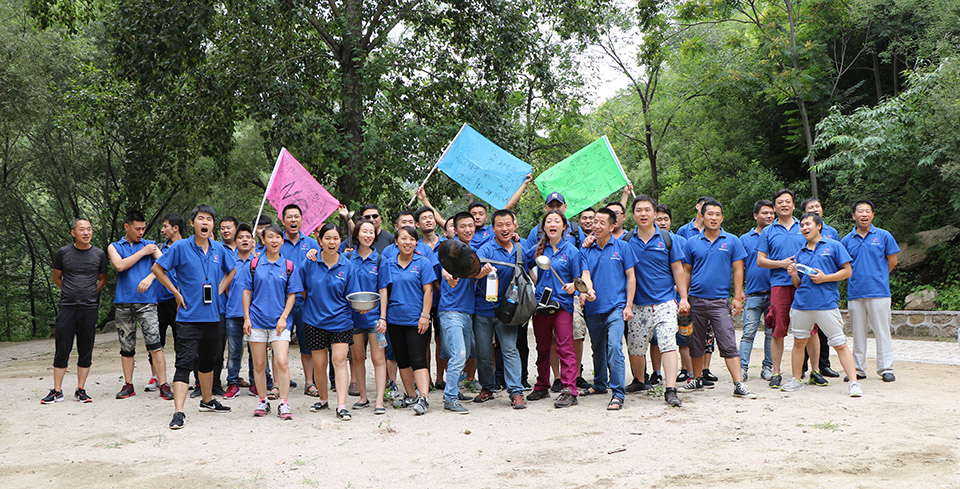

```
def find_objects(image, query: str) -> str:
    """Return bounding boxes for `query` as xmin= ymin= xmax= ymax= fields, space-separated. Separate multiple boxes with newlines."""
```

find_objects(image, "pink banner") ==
xmin=265 ymin=149 xmax=339 ymax=234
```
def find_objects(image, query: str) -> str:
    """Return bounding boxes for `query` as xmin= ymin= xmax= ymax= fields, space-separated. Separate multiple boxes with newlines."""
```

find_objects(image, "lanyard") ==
xmin=192 ymin=238 xmax=212 ymax=282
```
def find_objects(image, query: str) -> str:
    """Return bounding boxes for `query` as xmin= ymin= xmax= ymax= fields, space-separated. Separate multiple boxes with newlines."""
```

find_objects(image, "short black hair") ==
xmin=317 ymin=222 xmax=340 ymax=241
xmin=655 ymin=204 xmax=671 ymax=218
xmin=359 ymin=204 xmax=381 ymax=218
xmin=799 ymin=197 xmax=821 ymax=213
xmin=773 ymin=189 xmax=795 ymax=204
xmin=595 ymin=207 xmax=617 ymax=224
xmin=492 ymin=209 xmax=516 ymax=223
xmin=164 ymin=213 xmax=185 ymax=235
xmin=632 ymin=194 xmax=657 ymax=212
xmin=453 ymin=211 xmax=474 ymax=227
xmin=696 ymin=196 xmax=710 ymax=206
xmin=220 ymin=216 xmax=239 ymax=227
xmin=700 ymin=198 xmax=723 ymax=215
xmin=190 ymin=204 xmax=216 ymax=221
xmin=579 ymin=208 xmax=595 ymax=216
xmin=125 ymin=209 xmax=146 ymax=224
xmin=255 ymin=215 xmax=272 ymax=227
xmin=605 ymin=201 xmax=625 ymax=214
xmin=468 ymin=202 xmax=487 ymax=213
xmin=799 ymin=212 xmax=823 ymax=229
xmin=395 ymin=211 xmax=415 ymax=226
xmin=414 ymin=206 xmax=435 ymax=223
xmin=395 ymin=225 xmax=419 ymax=241
xmin=753 ymin=200 xmax=774 ymax=214
xmin=236 ymin=223 xmax=253 ymax=237
xmin=851 ymin=200 xmax=874 ymax=213
xmin=262 ymin=224 xmax=284 ymax=238
xmin=282 ymin=204 xmax=302 ymax=218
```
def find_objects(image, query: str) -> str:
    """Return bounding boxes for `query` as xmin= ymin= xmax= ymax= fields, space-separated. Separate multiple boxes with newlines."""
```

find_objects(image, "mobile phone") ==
xmin=539 ymin=287 xmax=553 ymax=307
xmin=203 ymin=283 xmax=213 ymax=304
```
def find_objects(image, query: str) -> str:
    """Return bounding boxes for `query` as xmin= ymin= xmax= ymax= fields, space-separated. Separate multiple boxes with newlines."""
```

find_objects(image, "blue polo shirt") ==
xmin=380 ymin=253 xmax=437 ymax=325
xmin=524 ymin=240 xmax=585 ymax=315
xmin=757 ymin=217 xmax=805 ymax=287
xmin=155 ymin=237 xmax=234 ymax=322
xmin=347 ymin=249 xmax=381 ymax=329
xmin=475 ymin=239 xmax=524 ymax=318
xmin=281 ymin=231 xmax=319 ymax=304
xmin=581 ymin=237 xmax=636 ymax=316
xmin=683 ymin=231 xmax=747 ymax=300
xmin=579 ymin=227 xmax=593 ymax=244
xmin=225 ymin=253 xmax=253 ymax=319
xmin=471 ymin=225 xmax=494 ymax=250
xmin=237 ymin=254 xmax=304 ymax=329
xmin=841 ymin=225 xmax=900 ymax=300
xmin=740 ymin=228 xmax=771 ymax=295
xmin=111 ymin=237 xmax=159 ymax=304
xmin=217 ymin=242 xmax=237 ymax=314
xmin=676 ymin=219 xmax=701 ymax=239
xmin=438 ymin=237 xmax=476 ymax=314
xmin=626 ymin=228 xmax=686 ymax=306
xmin=300 ymin=253 xmax=356 ymax=332
xmin=157 ymin=240 xmax=179 ymax=302
xmin=792 ymin=238 xmax=852 ymax=310
xmin=821 ymin=223 xmax=840 ymax=241
xmin=380 ymin=242 xmax=439 ymax=266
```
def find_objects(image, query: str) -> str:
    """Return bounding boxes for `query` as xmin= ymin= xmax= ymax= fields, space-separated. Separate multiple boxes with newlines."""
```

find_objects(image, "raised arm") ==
xmin=416 ymin=187 xmax=445 ymax=224
xmin=504 ymin=173 xmax=533 ymax=210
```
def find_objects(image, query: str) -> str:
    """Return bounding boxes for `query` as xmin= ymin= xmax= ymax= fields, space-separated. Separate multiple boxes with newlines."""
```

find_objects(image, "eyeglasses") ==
xmin=363 ymin=214 xmax=380 ymax=220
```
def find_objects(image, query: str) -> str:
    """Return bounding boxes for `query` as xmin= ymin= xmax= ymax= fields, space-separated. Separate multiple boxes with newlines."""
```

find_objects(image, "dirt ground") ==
xmin=1 ymin=331 xmax=958 ymax=489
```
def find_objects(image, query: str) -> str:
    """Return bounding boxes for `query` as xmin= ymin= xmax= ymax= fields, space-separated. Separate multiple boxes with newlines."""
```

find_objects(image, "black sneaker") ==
xmin=882 ymin=373 xmax=896 ymax=382
xmin=198 ymin=398 xmax=231 ymax=413
xmin=521 ymin=379 xmax=532 ymax=391
xmin=625 ymin=379 xmax=650 ymax=393
xmin=116 ymin=383 xmax=136 ymax=399
xmin=702 ymin=369 xmax=719 ymax=382
xmin=576 ymin=376 xmax=592 ymax=389
xmin=679 ymin=378 xmax=703 ymax=392
xmin=733 ymin=382 xmax=757 ymax=399
xmin=189 ymin=385 xmax=203 ymax=398
xmin=768 ymin=373 xmax=783 ymax=389
xmin=41 ymin=389 xmax=64 ymax=404
xmin=677 ymin=369 xmax=689 ymax=383
xmin=550 ymin=379 xmax=562 ymax=393
xmin=411 ymin=397 xmax=429 ymax=415
xmin=211 ymin=384 xmax=226 ymax=397
xmin=169 ymin=411 xmax=185 ymax=430
xmin=647 ymin=372 xmax=662 ymax=386
xmin=664 ymin=387 xmax=682 ymax=407
xmin=400 ymin=394 xmax=418 ymax=408
xmin=809 ymin=371 xmax=829 ymax=386
xmin=843 ymin=373 xmax=867 ymax=382
xmin=74 ymin=388 xmax=92 ymax=403
xmin=701 ymin=377 xmax=715 ymax=389
xmin=554 ymin=389 xmax=578 ymax=408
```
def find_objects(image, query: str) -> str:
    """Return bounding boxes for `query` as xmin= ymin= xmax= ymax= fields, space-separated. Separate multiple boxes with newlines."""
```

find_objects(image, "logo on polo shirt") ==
xmin=820 ymin=247 xmax=832 ymax=256
xmin=719 ymin=243 xmax=729 ymax=251
xmin=212 ymin=255 xmax=219 ymax=263
xmin=411 ymin=265 xmax=419 ymax=273
xmin=335 ymin=270 xmax=346 ymax=281
xmin=871 ymin=237 xmax=881 ymax=246
xmin=369 ymin=265 xmax=378 ymax=274
xmin=655 ymin=241 xmax=666 ymax=250
xmin=610 ymin=251 xmax=621 ymax=261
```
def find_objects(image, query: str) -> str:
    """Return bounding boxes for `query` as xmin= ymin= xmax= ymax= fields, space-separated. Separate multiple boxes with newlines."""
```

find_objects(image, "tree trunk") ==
xmin=784 ymin=0 xmax=818 ymax=198
xmin=644 ymin=122 xmax=659 ymax=200
xmin=871 ymin=47 xmax=883 ymax=100
xmin=336 ymin=0 xmax=364 ymax=206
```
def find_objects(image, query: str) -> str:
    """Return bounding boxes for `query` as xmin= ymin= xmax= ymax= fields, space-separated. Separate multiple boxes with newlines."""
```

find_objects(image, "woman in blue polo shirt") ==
xmin=378 ymin=226 xmax=437 ymax=415
xmin=782 ymin=213 xmax=861 ymax=397
xmin=347 ymin=220 xmax=388 ymax=415
xmin=240 ymin=225 xmax=302 ymax=420
xmin=301 ymin=223 xmax=357 ymax=420
xmin=525 ymin=210 xmax=591 ymax=404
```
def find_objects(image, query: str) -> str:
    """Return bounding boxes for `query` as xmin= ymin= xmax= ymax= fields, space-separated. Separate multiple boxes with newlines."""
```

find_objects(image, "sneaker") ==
xmin=310 ymin=401 xmax=329 ymax=412
xmin=849 ymin=382 xmax=863 ymax=397
xmin=411 ymin=397 xmax=429 ymax=415
xmin=462 ymin=379 xmax=481 ymax=393
xmin=554 ymin=389 xmax=578 ymax=408
xmin=189 ymin=385 xmax=203 ymax=398
xmin=41 ymin=389 xmax=64 ymax=404
xmin=741 ymin=369 xmax=749 ymax=382
xmin=74 ymin=388 xmax=92 ymax=403
xmin=664 ymin=387 xmax=682 ymax=407
xmin=760 ymin=367 xmax=773 ymax=381
xmin=158 ymin=383 xmax=173 ymax=400
xmin=550 ymin=379 xmax=562 ymax=393
xmin=625 ymin=378 xmax=649 ymax=393
xmin=677 ymin=369 xmax=689 ymax=383
xmin=278 ymin=403 xmax=292 ymax=420
xmin=337 ymin=407 xmax=353 ymax=420
xmin=169 ymin=411 xmax=185 ymax=430
xmin=768 ymin=373 xmax=782 ymax=389
xmin=700 ymin=377 xmax=715 ymax=389
xmin=809 ymin=370 xmax=829 ymax=386
xmin=385 ymin=380 xmax=399 ymax=398
xmin=254 ymin=400 xmax=270 ymax=417
xmin=198 ymin=398 xmax=231 ymax=413
xmin=733 ymin=382 xmax=757 ymax=399
xmin=511 ymin=393 xmax=527 ymax=410
xmin=457 ymin=392 xmax=474 ymax=402
xmin=223 ymin=384 xmax=240 ymax=399
xmin=400 ymin=394 xmax=418 ymax=408
xmin=679 ymin=378 xmax=703 ymax=392
xmin=211 ymin=384 xmax=226 ymax=397
xmin=843 ymin=373 xmax=867 ymax=382
xmin=248 ymin=385 xmax=259 ymax=397
xmin=527 ymin=389 xmax=550 ymax=401
xmin=881 ymin=373 xmax=896 ymax=383
xmin=144 ymin=376 xmax=159 ymax=392
xmin=521 ymin=380 xmax=532 ymax=391
xmin=444 ymin=399 xmax=469 ymax=414
xmin=647 ymin=372 xmax=662 ymax=386
xmin=473 ymin=389 xmax=494 ymax=403
xmin=576 ymin=376 xmax=592 ymax=389
xmin=435 ymin=380 xmax=446 ymax=390
xmin=780 ymin=378 xmax=804 ymax=392
xmin=702 ymin=369 xmax=719 ymax=382
xmin=116 ymin=383 xmax=136 ymax=399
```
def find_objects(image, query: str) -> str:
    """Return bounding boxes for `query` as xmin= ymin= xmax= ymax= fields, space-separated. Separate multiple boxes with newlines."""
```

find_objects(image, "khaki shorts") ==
xmin=573 ymin=299 xmax=587 ymax=340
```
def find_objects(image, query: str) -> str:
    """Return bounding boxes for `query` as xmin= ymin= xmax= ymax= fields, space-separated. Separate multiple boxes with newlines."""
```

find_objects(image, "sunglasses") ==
xmin=363 ymin=214 xmax=380 ymax=220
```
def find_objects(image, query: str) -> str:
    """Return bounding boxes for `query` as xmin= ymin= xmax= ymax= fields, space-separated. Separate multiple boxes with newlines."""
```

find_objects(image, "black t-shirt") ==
xmin=53 ymin=244 xmax=107 ymax=308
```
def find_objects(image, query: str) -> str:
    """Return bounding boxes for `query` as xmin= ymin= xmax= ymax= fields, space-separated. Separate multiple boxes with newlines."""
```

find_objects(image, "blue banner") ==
xmin=436 ymin=124 xmax=532 ymax=209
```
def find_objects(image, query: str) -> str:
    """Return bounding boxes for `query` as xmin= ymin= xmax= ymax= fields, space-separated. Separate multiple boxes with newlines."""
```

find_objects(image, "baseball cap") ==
xmin=546 ymin=192 xmax=565 ymax=205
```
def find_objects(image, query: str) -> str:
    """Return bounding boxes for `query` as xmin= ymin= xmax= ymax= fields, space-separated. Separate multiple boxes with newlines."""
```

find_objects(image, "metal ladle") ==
xmin=535 ymin=255 xmax=589 ymax=293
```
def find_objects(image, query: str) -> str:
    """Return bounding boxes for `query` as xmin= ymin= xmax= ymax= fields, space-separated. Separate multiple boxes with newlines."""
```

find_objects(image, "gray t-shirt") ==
xmin=53 ymin=244 xmax=107 ymax=308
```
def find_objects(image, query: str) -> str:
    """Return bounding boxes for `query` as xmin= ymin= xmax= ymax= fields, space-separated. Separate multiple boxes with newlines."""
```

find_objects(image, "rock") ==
xmin=905 ymin=289 xmax=937 ymax=310
xmin=897 ymin=225 xmax=960 ymax=271
xmin=101 ymin=320 xmax=117 ymax=333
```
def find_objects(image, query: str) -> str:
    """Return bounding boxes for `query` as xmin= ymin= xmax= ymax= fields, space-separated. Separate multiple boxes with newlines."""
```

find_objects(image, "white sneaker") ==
xmin=761 ymin=367 xmax=774 ymax=381
xmin=780 ymin=378 xmax=804 ymax=392
xmin=849 ymin=382 xmax=863 ymax=397
xmin=144 ymin=376 xmax=159 ymax=392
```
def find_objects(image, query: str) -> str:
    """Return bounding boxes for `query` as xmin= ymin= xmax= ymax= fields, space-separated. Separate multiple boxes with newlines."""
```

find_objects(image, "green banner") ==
xmin=535 ymin=136 xmax=629 ymax=219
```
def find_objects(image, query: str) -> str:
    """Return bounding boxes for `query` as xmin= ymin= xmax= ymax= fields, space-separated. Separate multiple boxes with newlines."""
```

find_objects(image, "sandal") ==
xmin=267 ymin=387 xmax=280 ymax=400
xmin=607 ymin=397 xmax=624 ymax=411
xmin=304 ymin=383 xmax=319 ymax=397
xmin=581 ymin=387 xmax=607 ymax=396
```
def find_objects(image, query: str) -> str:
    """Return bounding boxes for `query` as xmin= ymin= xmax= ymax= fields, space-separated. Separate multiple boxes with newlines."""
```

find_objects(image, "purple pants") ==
xmin=533 ymin=310 xmax=578 ymax=395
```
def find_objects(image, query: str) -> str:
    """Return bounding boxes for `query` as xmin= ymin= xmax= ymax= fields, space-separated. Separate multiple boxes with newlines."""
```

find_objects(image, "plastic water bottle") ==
xmin=506 ymin=284 xmax=518 ymax=304
xmin=377 ymin=332 xmax=388 ymax=348
xmin=795 ymin=263 xmax=818 ymax=275
xmin=486 ymin=270 xmax=498 ymax=302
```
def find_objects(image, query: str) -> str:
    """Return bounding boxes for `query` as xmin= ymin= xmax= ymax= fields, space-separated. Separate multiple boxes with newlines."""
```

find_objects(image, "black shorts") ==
xmin=173 ymin=322 xmax=219 ymax=383
xmin=54 ymin=307 xmax=97 ymax=369
xmin=305 ymin=325 xmax=354 ymax=351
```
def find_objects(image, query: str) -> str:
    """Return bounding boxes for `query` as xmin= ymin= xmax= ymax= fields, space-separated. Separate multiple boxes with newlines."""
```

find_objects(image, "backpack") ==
xmin=536 ymin=221 xmax=581 ymax=249
xmin=625 ymin=228 xmax=672 ymax=251
xmin=250 ymin=256 xmax=294 ymax=294
xmin=481 ymin=241 xmax=536 ymax=326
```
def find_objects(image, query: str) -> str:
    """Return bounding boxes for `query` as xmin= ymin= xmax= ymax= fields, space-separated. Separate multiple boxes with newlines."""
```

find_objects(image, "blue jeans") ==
xmin=439 ymin=311 xmax=474 ymax=402
xmin=225 ymin=317 xmax=244 ymax=386
xmin=740 ymin=293 xmax=773 ymax=371
xmin=473 ymin=315 xmax=522 ymax=396
xmin=585 ymin=309 xmax=626 ymax=400
xmin=292 ymin=299 xmax=309 ymax=355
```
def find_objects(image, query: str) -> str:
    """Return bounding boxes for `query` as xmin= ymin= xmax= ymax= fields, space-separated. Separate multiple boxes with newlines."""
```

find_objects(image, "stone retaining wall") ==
xmin=734 ymin=310 xmax=960 ymax=340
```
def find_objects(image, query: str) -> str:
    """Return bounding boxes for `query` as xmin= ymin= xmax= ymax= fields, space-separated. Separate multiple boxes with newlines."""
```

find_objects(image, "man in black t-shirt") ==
xmin=42 ymin=218 xmax=108 ymax=404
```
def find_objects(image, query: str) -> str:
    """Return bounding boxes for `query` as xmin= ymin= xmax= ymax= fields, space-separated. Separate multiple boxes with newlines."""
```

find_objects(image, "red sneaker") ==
xmin=248 ymin=385 xmax=258 ymax=397
xmin=159 ymin=383 xmax=173 ymax=400
xmin=223 ymin=384 xmax=240 ymax=399
xmin=116 ymin=383 xmax=136 ymax=399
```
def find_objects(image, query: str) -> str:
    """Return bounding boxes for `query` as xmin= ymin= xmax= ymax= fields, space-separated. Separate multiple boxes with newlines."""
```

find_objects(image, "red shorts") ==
xmin=766 ymin=285 xmax=817 ymax=338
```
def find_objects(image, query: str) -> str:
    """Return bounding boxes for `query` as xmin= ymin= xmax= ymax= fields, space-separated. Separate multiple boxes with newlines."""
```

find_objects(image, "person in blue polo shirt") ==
xmin=625 ymin=196 xmax=688 ymax=407
xmin=378 ymin=226 xmax=438 ymax=415
xmin=108 ymin=209 xmax=171 ymax=401
xmin=842 ymin=200 xmax=900 ymax=383
xmin=523 ymin=192 xmax=579 ymax=249
xmin=681 ymin=199 xmax=756 ymax=399
xmin=278 ymin=204 xmax=319 ymax=397
xmin=580 ymin=208 xmax=635 ymax=408
xmin=240 ymin=224 xmax=303 ymax=420
xmin=676 ymin=196 xmax=708 ymax=239
xmin=147 ymin=213 xmax=183 ymax=394
xmin=414 ymin=206 xmax=448 ymax=393
xmin=301 ymin=223 xmax=358 ymax=420
xmin=739 ymin=200 xmax=775 ymax=381
xmin=223 ymin=224 xmax=270 ymax=400
xmin=781 ymin=213 xmax=861 ymax=397
xmin=153 ymin=204 xmax=236 ymax=430
xmin=799 ymin=197 xmax=842 ymax=379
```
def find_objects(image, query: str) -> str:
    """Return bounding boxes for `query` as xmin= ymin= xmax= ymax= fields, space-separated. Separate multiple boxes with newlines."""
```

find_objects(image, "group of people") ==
xmin=44 ymin=179 xmax=900 ymax=431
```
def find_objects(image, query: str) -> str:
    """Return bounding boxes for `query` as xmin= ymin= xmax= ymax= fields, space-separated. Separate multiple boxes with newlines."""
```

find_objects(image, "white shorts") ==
xmin=788 ymin=308 xmax=846 ymax=347
xmin=247 ymin=327 xmax=291 ymax=343
xmin=626 ymin=301 xmax=679 ymax=355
